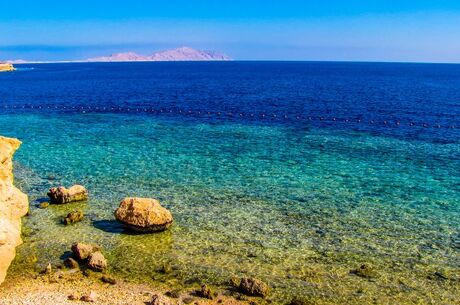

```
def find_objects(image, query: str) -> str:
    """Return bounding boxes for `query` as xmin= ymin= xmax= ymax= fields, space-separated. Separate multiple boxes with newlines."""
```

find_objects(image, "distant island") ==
xmin=88 ymin=47 xmax=232 ymax=62
xmin=6 ymin=47 xmax=232 ymax=64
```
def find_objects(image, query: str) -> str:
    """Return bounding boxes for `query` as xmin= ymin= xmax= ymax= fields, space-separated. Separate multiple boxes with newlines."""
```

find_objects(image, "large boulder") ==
xmin=114 ymin=198 xmax=173 ymax=233
xmin=0 ymin=136 xmax=29 ymax=284
xmin=47 ymin=185 xmax=88 ymax=204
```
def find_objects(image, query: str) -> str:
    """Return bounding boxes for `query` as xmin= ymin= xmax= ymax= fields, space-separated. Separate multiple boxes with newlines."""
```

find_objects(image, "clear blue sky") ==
xmin=2 ymin=0 xmax=460 ymax=62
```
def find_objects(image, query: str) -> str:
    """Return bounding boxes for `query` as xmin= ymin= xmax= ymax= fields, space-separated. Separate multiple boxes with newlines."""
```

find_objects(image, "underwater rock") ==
xmin=351 ymin=264 xmax=377 ymax=278
xmin=165 ymin=289 xmax=181 ymax=298
xmin=38 ymin=202 xmax=49 ymax=209
xmin=63 ymin=210 xmax=84 ymax=225
xmin=64 ymin=257 xmax=79 ymax=269
xmin=182 ymin=297 xmax=195 ymax=304
xmin=87 ymin=251 xmax=107 ymax=271
xmin=197 ymin=284 xmax=214 ymax=299
xmin=287 ymin=298 xmax=313 ymax=305
xmin=71 ymin=242 xmax=101 ymax=260
xmin=148 ymin=293 xmax=172 ymax=305
xmin=47 ymin=185 xmax=88 ymax=204
xmin=80 ymin=291 xmax=98 ymax=302
xmin=101 ymin=275 xmax=117 ymax=285
xmin=238 ymin=278 xmax=269 ymax=297
xmin=44 ymin=263 xmax=52 ymax=274
xmin=160 ymin=262 xmax=173 ymax=274
xmin=114 ymin=198 xmax=173 ymax=233
xmin=0 ymin=136 xmax=29 ymax=284
xmin=68 ymin=293 xmax=79 ymax=300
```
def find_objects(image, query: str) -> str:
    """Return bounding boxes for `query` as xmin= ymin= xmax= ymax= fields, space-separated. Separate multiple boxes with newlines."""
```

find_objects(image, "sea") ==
xmin=0 ymin=62 xmax=459 ymax=304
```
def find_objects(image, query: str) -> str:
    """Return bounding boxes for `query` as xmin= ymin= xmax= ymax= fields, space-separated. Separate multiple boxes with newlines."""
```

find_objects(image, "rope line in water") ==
xmin=0 ymin=104 xmax=458 ymax=130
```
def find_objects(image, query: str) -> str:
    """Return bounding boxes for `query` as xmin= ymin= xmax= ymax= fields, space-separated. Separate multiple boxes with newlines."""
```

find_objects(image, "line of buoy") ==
xmin=0 ymin=104 xmax=458 ymax=130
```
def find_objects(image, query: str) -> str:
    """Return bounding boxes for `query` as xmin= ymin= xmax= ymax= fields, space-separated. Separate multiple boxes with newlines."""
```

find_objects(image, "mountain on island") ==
xmin=88 ymin=47 xmax=232 ymax=62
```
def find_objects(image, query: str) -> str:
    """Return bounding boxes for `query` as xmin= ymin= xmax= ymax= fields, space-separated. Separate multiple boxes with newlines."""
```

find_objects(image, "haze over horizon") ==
xmin=2 ymin=1 xmax=460 ymax=63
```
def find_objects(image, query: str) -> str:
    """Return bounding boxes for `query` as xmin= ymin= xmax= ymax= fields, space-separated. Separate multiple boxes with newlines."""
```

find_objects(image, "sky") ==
xmin=1 ymin=1 xmax=460 ymax=62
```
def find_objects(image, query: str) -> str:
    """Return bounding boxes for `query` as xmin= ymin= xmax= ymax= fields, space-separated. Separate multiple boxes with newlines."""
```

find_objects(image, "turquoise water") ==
xmin=1 ymin=111 xmax=458 ymax=303
xmin=1 ymin=62 xmax=459 ymax=303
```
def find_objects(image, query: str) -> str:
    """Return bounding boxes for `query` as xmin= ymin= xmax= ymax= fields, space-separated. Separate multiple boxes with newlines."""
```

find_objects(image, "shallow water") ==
xmin=1 ymin=62 xmax=459 ymax=304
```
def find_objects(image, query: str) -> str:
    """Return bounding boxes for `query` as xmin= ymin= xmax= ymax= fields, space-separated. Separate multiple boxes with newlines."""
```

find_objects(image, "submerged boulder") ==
xmin=47 ymin=185 xmax=88 ymax=204
xmin=63 ymin=210 xmax=84 ymax=225
xmin=238 ymin=277 xmax=269 ymax=297
xmin=114 ymin=198 xmax=173 ymax=233
xmin=71 ymin=243 xmax=100 ymax=261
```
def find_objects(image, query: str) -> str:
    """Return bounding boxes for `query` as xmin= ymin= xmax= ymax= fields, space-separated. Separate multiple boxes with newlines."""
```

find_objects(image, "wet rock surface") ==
xmin=47 ymin=185 xmax=88 ymax=204
xmin=63 ymin=210 xmax=84 ymax=225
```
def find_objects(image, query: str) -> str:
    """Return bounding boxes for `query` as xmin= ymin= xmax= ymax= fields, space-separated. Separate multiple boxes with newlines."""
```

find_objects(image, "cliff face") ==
xmin=0 ymin=63 xmax=15 ymax=72
xmin=0 ymin=136 xmax=28 ymax=284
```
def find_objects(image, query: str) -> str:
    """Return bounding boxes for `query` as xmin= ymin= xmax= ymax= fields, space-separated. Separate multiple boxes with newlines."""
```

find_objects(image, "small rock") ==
xmin=287 ymin=298 xmax=313 ymax=305
xmin=239 ymin=278 xmax=269 ymax=297
xmin=148 ymin=294 xmax=172 ymax=305
xmin=43 ymin=263 xmax=52 ymax=274
xmin=83 ymin=269 xmax=97 ymax=278
xmin=63 ymin=210 xmax=84 ymax=225
xmin=47 ymin=185 xmax=88 ymax=204
xmin=351 ymin=264 xmax=377 ymax=279
xmin=88 ymin=251 xmax=107 ymax=271
xmin=230 ymin=277 xmax=241 ymax=287
xmin=64 ymin=257 xmax=79 ymax=269
xmin=38 ymin=202 xmax=50 ymax=209
xmin=196 ymin=284 xmax=214 ymax=299
xmin=160 ymin=262 xmax=172 ymax=274
xmin=71 ymin=242 xmax=100 ymax=260
xmin=68 ymin=293 xmax=79 ymax=300
xmin=101 ymin=275 xmax=117 ymax=285
xmin=428 ymin=271 xmax=449 ymax=281
xmin=80 ymin=291 xmax=97 ymax=302
xmin=114 ymin=197 xmax=173 ymax=233
xmin=165 ymin=289 xmax=181 ymax=298
xmin=182 ymin=297 xmax=194 ymax=304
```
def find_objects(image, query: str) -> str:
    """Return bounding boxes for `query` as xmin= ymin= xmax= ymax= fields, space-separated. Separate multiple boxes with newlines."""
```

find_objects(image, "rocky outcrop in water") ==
xmin=115 ymin=198 xmax=173 ymax=233
xmin=0 ymin=63 xmax=15 ymax=72
xmin=237 ymin=278 xmax=269 ymax=297
xmin=0 ymin=136 xmax=29 ymax=284
xmin=63 ymin=210 xmax=84 ymax=225
xmin=47 ymin=185 xmax=88 ymax=204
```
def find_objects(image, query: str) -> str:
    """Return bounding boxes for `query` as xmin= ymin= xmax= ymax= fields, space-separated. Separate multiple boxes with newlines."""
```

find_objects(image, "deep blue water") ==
xmin=0 ymin=62 xmax=459 ymax=303
xmin=1 ymin=62 xmax=459 ymax=143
